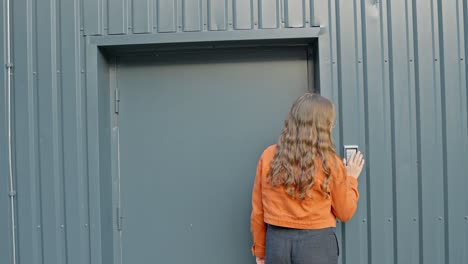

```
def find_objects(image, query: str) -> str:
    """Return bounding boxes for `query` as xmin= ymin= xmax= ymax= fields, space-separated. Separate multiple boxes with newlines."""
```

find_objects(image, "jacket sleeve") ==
xmin=331 ymin=157 xmax=360 ymax=222
xmin=250 ymin=156 xmax=266 ymax=258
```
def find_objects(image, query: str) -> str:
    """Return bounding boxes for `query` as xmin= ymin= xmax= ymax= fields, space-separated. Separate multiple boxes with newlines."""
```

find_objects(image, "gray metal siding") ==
xmin=12 ymin=0 xmax=42 ymax=263
xmin=1 ymin=0 xmax=467 ymax=264
xmin=5 ymin=1 xmax=91 ymax=264
xmin=415 ymin=1 xmax=445 ymax=263
xmin=85 ymin=0 xmax=315 ymax=34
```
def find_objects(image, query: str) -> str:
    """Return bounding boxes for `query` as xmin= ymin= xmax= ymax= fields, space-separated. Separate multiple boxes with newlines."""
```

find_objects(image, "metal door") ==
xmin=116 ymin=47 xmax=311 ymax=263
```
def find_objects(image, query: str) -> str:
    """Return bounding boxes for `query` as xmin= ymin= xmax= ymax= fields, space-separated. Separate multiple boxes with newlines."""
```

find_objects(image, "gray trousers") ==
xmin=265 ymin=225 xmax=339 ymax=264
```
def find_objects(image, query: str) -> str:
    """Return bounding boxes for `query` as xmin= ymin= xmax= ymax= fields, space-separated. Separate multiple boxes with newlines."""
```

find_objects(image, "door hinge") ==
xmin=116 ymin=207 xmax=123 ymax=231
xmin=114 ymin=89 xmax=120 ymax=114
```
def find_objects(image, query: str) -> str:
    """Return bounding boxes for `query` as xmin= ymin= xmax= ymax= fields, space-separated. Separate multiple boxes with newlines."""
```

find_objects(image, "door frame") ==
xmin=84 ymin=28 xmax=320 ymax=264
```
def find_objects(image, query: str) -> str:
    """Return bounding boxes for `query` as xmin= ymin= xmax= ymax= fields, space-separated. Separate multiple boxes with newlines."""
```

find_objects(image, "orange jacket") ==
xmin=250 ymin=145 xmax=359 ymax=258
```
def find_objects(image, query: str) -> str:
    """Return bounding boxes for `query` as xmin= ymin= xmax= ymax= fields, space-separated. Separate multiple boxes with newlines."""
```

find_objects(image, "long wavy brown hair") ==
xmin=268 ymin=93 xmax=337 ymax=200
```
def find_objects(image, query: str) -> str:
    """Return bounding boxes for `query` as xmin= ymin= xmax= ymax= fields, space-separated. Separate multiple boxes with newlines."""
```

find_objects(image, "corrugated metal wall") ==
xmin=83 ymin=0 xmax=316 ymax=34
xmin=1 ymin=0 xmax=467 ymax=264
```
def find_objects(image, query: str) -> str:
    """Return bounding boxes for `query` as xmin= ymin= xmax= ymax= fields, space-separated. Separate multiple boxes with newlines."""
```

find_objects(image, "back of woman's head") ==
xmin=268 ymin=93 xmax=336 ymax=199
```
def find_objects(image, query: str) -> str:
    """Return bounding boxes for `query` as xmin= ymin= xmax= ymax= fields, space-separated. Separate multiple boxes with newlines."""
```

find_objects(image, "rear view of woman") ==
xmin=250 ymin=93 xmax=364 ymax=264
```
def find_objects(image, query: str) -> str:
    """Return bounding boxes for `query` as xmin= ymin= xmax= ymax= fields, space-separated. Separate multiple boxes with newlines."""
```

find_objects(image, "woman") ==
xmin=250 ymin=93 xmax=364 ymax=264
